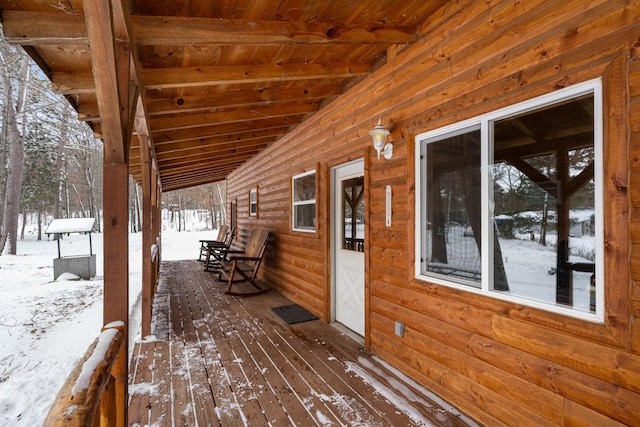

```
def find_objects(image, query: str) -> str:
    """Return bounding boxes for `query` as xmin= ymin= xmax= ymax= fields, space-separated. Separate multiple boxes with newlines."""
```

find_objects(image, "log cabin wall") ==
xmin=227 ymin=1 xmax=640 ymax=425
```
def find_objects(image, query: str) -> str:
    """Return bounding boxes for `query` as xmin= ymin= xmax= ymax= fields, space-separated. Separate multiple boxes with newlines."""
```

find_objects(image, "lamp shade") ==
xmin=369 ymin=119 xmax=392 ymax=159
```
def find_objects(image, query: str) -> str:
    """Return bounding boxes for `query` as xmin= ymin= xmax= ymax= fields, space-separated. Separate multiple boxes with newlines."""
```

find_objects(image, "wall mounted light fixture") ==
xmin=369 ymin=118 xmax=392 ymax=159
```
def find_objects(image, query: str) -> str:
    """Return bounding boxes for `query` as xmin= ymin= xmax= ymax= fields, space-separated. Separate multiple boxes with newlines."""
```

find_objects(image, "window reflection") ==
xmin=492 ymin=94 xmax=595 ymax=311
xmin=342 ymin=176 xmax=364 ymax=252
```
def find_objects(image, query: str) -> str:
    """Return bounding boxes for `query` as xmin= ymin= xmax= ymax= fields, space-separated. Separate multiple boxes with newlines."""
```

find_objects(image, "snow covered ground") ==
xmin=0 ymin=227 xmax=219 ymax=426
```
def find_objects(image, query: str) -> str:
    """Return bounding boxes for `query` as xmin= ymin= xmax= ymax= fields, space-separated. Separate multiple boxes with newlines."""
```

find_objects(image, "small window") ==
xmin=416 ymin=80 xmax=603 ymax=322
xmin=292 ymin=170 xmax=316 ymax=232
xmin=249 ymin=188 xmax=258 ymax=217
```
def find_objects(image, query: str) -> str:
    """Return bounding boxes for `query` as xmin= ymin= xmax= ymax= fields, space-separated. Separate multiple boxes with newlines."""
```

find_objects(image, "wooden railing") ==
xmin=344 ymin=237 xmax=365 ymax=252
xmin=42 ymin=322 xmax=127 ymax=427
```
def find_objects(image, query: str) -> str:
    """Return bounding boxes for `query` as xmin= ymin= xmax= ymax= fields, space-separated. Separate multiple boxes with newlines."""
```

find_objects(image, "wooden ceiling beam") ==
xmin=2 ymin=10 xmax=416 ymax=46
xmin=1 ymin=10 xmax=87 ymax=45
xmin=130 ymin=137 xmax=274 ymax=162
xmin=145 ymin=84 xmax=342 ymax=115
xmin=134 ymin=15 xmax=417 ymax=45
xmin=131 ymin=164 xmax=236 ymax=183
xmin=51 ymin=62 xmax=367 ymax=94
xmin=154 ymin=148 xmax=269 ymax=170
xmin=149 ymin=104 xmax=317 ymax=132
xmin=151 ymin=147 xmax=269 ymax=167
xmin=52 ymin=71 xmax=96 ymax=95
xmin=151 ymin=117 xmax=301 ymax=143
xmin=151 ymin=162 xmax=245 ymax=180
xmin=130 ymin=161 xmax=238 ymax=176
xmin=133 ymin=130 xmax=284 ymax=157
xmin=161 ymin=175 xmax=230 ymax=191
xmin=141 ymin=62 xmax=370 ymax=90
xmin=162 ymin=177 xmax=227 ymax=192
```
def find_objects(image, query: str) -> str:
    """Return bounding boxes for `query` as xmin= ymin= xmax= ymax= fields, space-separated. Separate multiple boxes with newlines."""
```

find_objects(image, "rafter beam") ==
xmin=145 ymin=84 xmax=342 ymax=115
xmin=2 ymin=10 xmax=416 ymax=46
xmin=51 ymin=62 xmax=369 ymax=94
xmin=151 ymin=117 xmax=301 ymax=143
xmin=134 ymin=15 xmax=417 ymax=45
xmin=130 ymin=140 xmax=274 ymax=164
xmin=154 ymin=145 xmax=271 ymax=165
xmin=131 ymin=130 xmax=284 ymax=158
xmin=141 ymin=63 xmax=370 ymax=90
xmin=161 ymin=177 xmax=228 ymax=192
xmin=149 ymin=104 xmax=317 ymax=132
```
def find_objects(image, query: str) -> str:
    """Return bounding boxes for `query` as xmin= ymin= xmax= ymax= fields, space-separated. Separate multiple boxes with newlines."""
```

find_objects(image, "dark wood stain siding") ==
xmin=227 ymin=1 xmax=640 ymax=425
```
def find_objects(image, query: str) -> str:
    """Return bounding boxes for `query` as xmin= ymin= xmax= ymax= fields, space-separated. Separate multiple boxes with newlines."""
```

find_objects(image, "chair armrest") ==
xmin=225 ymin=249 xmax=244 ymax=253
xmin=206 ymin=241 xmax=227 ymax=247
xmin=229 ymin=256 xmax=261 ymax=262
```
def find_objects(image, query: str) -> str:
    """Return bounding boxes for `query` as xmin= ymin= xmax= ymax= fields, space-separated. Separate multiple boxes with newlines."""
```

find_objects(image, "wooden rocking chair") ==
xmin=198 ymin=225 xmax=229 ymax=261
xmin=217 ymin=228 xmax=270 ymax=296
xmin=204 ymin=226 xmax=235 ymax=271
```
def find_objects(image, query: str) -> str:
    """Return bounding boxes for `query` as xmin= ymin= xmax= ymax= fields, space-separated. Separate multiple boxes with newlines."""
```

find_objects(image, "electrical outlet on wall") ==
xmin=395 ymin=321 xmax=404 ymax=337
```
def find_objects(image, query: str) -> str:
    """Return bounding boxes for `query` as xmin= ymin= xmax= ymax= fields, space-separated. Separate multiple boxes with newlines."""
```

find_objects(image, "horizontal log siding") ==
xmin=227 ymin=0 xmax=640 ymax=424
xmin=632 ymin=57 xmax=640 ymax=354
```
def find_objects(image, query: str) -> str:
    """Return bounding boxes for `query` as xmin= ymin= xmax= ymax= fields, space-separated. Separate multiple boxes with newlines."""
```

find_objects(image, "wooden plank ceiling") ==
xmin=0 ymin=0 xmax=446 ymax=191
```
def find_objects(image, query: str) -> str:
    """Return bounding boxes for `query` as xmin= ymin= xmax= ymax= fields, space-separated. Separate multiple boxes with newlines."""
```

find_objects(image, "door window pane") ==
xmin=342 ymin=176 xmax=364 ymax=252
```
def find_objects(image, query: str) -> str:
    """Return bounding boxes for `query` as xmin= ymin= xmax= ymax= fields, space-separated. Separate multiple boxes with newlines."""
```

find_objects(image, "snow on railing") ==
xmin=42 ymin=321 xmax=127 ymax=427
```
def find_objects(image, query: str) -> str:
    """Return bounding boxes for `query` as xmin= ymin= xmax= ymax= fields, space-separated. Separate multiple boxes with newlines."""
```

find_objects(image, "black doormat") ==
xmin=271 ymin=304 xmax=318 ymax=324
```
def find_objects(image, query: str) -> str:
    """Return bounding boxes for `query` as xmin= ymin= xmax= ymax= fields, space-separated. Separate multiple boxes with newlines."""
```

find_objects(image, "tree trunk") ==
xmin=20 ymin=208 xmax=26 ymax=240
xmin=54 ymin=108 xmax=69 ymax=221
xmin=37 ymin=205 xmax=42 ymax=241
xmin=135 ymin=183 xmax=142 ymax=232
xmin=216 ymin=182 xmax=226 ymax=225
xmin=177 ymin=192 xmax=183 ymax=232
xmin=208 ymin=184 xmax=217 ymax=229
xmin=0 ymin=49 xmax=29 ymax=255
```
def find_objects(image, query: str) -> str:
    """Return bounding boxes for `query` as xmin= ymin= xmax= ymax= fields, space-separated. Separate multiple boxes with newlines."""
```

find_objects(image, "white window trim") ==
xmin=292 ymin=169 xmax=317 ymax=233
xmin=415 ymin=79 xmax=604 ymax=323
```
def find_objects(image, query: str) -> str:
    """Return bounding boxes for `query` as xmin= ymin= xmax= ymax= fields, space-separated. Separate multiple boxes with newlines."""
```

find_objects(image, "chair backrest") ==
xmin=216 ymin=225 xmax=229 ymax=242
xmin=245 ymin=228 xmax=269 ymax=259
xmin=224 ymin=226 xmax=235 ymax=247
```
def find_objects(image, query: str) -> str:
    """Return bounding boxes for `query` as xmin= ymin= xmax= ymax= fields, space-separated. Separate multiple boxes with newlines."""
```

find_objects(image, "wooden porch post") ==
xmin=153 ymin=168 xmax=162 ymax=270
xmin=103 ymin=163 xmax=130 ymax=325
xmin=82 ymin=1 xmax=141 ymax=424
xmin=140 ymin=133 xmax=152 ymax=337
xmin=102 ymin=161 xmax=129 ymax=427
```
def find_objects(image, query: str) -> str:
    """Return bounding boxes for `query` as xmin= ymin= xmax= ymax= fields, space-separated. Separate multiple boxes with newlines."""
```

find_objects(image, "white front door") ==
xmin=332 ymin=160 xmax=365 ymax=336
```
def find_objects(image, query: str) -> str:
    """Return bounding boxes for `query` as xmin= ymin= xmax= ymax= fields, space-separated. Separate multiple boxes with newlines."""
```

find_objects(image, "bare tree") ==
xmin=0 ymin=45 xmax=30 ymax=255
xmin=53 ymin=107 xmax=70 ymax=221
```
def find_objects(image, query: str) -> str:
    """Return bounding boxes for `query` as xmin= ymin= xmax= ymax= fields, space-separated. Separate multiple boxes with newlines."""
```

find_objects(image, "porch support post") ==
xmin=102 ymin=160 xmax=129 ymax=427
xmin=140 ymin=132 xmax=153 ymax=337
xmin=103 ymin=163 xmax=130 ymax=324
xmin=83 ymin=1 xmax=141 ymax=425
xmin=134 ymin=94 xmax=160 ymax=337
xmin=153 ymin=167 xmax=162 ymax=270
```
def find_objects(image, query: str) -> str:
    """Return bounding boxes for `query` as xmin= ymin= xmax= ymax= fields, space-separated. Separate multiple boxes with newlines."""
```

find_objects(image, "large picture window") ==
xmin=416 ymin=80 xmax=603 ymax=321
xmin=292 ymin=170 xmax=316 ymax=232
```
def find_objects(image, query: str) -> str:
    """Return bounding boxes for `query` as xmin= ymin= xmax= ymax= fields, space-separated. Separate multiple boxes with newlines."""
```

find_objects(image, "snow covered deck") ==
xmin=127 ymin=260 xmax=474 ymax=426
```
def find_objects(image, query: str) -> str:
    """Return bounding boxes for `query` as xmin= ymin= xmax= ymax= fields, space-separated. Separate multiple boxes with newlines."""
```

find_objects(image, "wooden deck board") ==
xmin=128 ymin=260 xmax=475 ymax=426
xmin=232 ymin=290 xmax=414 ymax=426
xmin=194 ymin=272 xmax=307 ymax=425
